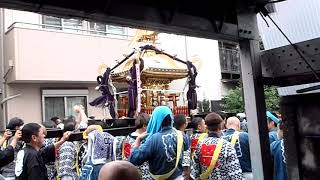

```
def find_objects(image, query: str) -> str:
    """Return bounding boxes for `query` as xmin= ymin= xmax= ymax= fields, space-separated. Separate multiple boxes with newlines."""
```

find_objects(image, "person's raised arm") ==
xmin=133 ymin=132 xmax=148 ymax=149
xmin=129 ymin=133 xmax=152 ymax=166
xmin=10 ymin=130 xmax=22 ymax=149
xmin=54 ymin=131 xmax=71 ymax=149
xmin=74 ymin=105 xmax=88 ymax=129
xmin=83 ymin=125 xmax=103 ymax=138
xmin=0 ymin=130 xmax=12 ymax=147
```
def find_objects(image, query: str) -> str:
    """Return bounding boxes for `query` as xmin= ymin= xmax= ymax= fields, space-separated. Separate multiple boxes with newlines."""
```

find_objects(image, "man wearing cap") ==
xmin=267 ymin=111 xmax=280 ymax=144
xmin=190 ymin=112 xmax=243 ymax=180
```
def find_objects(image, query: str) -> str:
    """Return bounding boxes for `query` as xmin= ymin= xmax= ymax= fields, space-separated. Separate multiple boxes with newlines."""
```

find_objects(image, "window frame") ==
xmin=41 ymin=15 xmax=128 ymax=38
xmin=42 ymin=15 xmax=85 ymax=32
xmin=106 ymin=25 xmax=127 ymax=35
xmin=88 ymin=22 xmax=107 ymax=35
xmin=62 ymin=18 xmax=84 ymax=32
xmin=41 ymin=89 xmax=89 ymax=122
xmin=41 ymin=15 xmax=62 ymax=30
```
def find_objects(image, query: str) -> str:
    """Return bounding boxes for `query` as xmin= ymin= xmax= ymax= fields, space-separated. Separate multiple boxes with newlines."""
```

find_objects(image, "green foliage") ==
xmin=223 ymin=86 xmax=279 ymax=113
xmin=223 ymin=87 xmax=244 ymax=113
xmin=264 ymin=86 xmax=280 ymax=111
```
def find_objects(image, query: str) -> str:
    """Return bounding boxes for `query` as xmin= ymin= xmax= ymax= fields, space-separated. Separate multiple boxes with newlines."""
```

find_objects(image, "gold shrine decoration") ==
xmin=143 ymin=78 xmax=171 ymax=90
xmin=121 ymin=49 xmax=186 ymax=73
xmin=97 ymin=64 xmax=108 ymax=75
xmin=140 ymin=78 xmax=181 ymax=108
xmin=111 ymin=68 xmax=188 ymax=82
xmin=129 ymin=30 xmax=159 ymax=47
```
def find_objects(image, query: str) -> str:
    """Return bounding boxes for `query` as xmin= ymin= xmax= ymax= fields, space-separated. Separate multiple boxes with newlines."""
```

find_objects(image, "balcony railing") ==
xmin=219 ymin=47 xmax=241 ymax=74
xmin=6 ymin=22 xmax=132 ymax=40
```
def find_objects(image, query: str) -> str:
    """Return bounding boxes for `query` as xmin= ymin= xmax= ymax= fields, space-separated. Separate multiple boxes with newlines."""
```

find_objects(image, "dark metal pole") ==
xmin=239 ymin=39 xmax=273 ymax=180
xmin=237 ymin=10 xmax=273 ymax=180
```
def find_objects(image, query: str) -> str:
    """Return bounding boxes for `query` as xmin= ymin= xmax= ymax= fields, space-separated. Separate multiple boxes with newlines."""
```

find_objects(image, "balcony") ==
xmin=4 ymin=22 xmax=132 ymax=83
xmin=219 ymin=47 xmax=241 ymax=82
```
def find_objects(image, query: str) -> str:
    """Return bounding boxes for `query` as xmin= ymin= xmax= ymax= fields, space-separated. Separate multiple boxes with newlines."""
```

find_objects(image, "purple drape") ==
xmin=89 ymin=68 xmax=116 ymax=118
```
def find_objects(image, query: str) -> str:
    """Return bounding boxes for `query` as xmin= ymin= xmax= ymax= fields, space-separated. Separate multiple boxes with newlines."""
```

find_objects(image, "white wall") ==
xmin=158 ymin=33 xmax=187 ymax=58
xmin=157 ymin=33 xmax=188 ymax=106
xmin=186 ymin=37 xmax=222 ymax=101
xmin=158 ymin=33 xmax=222 ymax=101
xmin=4 ymin=9 xmax=41 ymax=30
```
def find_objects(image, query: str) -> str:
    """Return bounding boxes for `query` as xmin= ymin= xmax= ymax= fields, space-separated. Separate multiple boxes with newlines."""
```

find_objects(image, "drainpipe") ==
xmin=0 ymin=8 xmax=7 ymax=128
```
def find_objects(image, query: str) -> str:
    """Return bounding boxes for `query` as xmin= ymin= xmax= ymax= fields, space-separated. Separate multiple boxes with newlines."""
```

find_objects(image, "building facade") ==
xmin=0 ymin=9 xmax=239 ymax=128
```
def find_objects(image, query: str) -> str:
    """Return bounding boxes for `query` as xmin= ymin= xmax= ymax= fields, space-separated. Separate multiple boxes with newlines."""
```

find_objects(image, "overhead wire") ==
xmin=259 ymin=6 xmax=320 ymax=81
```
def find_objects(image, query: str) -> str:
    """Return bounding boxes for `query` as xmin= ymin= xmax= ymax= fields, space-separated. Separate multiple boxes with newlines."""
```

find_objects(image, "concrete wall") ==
xmin=3 ymin=26 xmax=16 ymax=83
xmin=6 ymin=84 xmax=42 ymax=123
xmin=5 ymin=83 xmax=104 ymax=124
xmin=160 ymin=34 xmax=223 ymax=101
xmin=4 ymin=9 xmax=41 ymax=30
xmin=4 ymin=27 xmax=131 ymax=82
xmin=221 ymin=83 xmax=237 ymax=97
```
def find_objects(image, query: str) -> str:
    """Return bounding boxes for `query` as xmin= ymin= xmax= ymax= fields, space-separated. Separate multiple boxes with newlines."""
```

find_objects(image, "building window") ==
xmin=42 ymin=16 xmax=84 ymax=31
xmin=219 ymin=41 xmax=241 ymax=82
xmin=42 ymin=89 xmax=88 ymax=122
xmin=42 ymin=16 xmax=127 ymax=38
xmin=107 ymin=25 xmax=127 ymax=38
xmin=107 ymin=25 xmax=126 ymax=34
xmin=219 ymin=41 xmax=240 ymax=74
xmin=89 ymin=22 xmax=107 ymax=35
xmin=42 ymin=16 xmax=62 ymax=30
xmin=62 ymin=18 xmax=83 ymax=32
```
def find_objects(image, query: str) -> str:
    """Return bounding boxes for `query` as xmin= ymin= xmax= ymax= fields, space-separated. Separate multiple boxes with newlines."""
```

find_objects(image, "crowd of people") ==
xmin=0 ymin=105 xmax=287 ymax=180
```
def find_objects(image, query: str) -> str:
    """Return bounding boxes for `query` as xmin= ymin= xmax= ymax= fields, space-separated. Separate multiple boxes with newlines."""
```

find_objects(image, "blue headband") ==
xmin=146 ymin=106 xmax=173 ymax=140
xmin=266 ymin=111 xmax=280 ymax=124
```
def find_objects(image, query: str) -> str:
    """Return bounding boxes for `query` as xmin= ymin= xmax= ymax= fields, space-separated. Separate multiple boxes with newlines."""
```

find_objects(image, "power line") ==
xmin=260 ymin=8 xmax=320 ymax=81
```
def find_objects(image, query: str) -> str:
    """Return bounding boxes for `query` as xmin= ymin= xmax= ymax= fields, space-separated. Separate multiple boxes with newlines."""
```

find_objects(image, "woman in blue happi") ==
xmin=129 ymin=106 xmax=190 ymax=180
xmin=270 ymin=121 xmax=288 ymax=180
